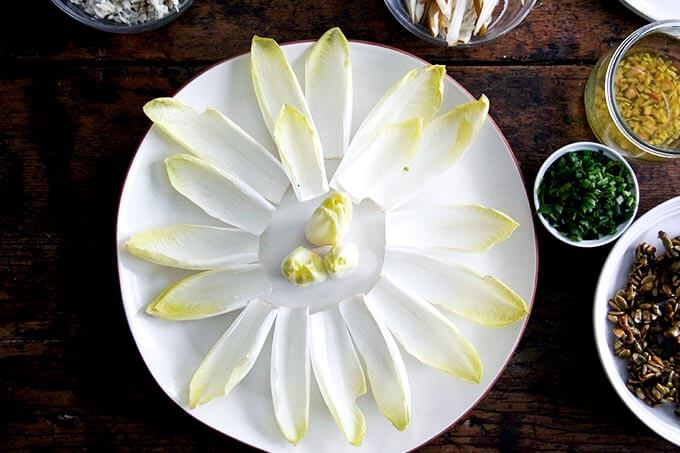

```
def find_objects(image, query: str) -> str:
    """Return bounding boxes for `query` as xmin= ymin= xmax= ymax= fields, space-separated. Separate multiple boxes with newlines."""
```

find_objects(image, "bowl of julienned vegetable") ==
xmin=534 ymin=141 xmax=639 ymax=248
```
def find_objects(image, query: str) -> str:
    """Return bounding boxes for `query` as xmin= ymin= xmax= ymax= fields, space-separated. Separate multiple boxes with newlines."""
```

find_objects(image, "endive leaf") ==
xmin=331 ymin=65 xmax=445 ymax=189
xmin=370 ymin=95 xmax=490 ymax=209
xmin=143 ymin=98 xmax=288 ymax=203
xmin=147 ymin=264 xmax=271 ymax=321
xmin=349 ymin=65 xmax=444 ymax=154
xmin=251 ymin=35 xmax=313 ymax=135
xmin=309 ymin=308 xmax=366 ymax=446
xmin=385 ymin=204 xmax=518 ymax=253
xmin=273 ymin=105 xmax=329 ymax=201
xmin=305 ymin=27 xmax=352 ymax=159
xmin=305 ymin=191 xmax=353 ymax=246
xmin=383 ymin=250 xmax=528 ymax=327
xmin=335 ymin=118 xmax=422 ymax=203
xmin=126 ymin=224 xmax=259 ymax=270
xmin=271 ymin=307 xmax=310 ymax=445
xmin=165 ymin=154 xmax=275 ymax=235
xmin=190 ymin=299 xmax=277 ymax=408
xmin=366 ymin=275 xmax=482 ymax=383
xmin=339 ymin=295 xmax=410 ymax=431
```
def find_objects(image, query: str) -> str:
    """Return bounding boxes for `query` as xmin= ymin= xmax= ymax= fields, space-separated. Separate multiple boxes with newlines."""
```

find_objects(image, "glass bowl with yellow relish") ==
xmin=585 ymin=20 xmax=680 ymax=161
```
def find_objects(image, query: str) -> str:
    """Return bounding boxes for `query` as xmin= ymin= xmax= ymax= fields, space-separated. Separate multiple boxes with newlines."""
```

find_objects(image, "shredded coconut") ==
xmin=68 ymin=0 xmax=180 ymax=25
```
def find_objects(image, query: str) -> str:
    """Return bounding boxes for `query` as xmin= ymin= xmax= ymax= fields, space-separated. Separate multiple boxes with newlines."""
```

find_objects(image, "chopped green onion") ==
xmin=537 ymin=150 xmax=635 ymax=241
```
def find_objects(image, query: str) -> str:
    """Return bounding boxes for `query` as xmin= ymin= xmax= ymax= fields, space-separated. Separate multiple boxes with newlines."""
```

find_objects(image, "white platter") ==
xmin=594 ymin=196 xmax=680 ymax=446
xmin=618 ymin=0 xmax=680 ymax=22
xmin=116 ymin=40 xmax=538 ymax=452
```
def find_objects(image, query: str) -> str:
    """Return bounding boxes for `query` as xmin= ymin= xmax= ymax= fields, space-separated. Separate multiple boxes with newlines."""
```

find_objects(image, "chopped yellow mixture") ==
xmin=614 ymin=52 xmax=680 ymax=147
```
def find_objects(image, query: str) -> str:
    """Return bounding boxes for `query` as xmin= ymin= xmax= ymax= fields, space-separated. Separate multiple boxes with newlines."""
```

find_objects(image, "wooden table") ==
xmin=2 ymin=1 xmax=680 ymax=450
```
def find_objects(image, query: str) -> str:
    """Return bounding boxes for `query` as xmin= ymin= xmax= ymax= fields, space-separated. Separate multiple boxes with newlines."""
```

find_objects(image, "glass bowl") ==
xmin=585 ymin=20 xmax=680 ymax=161
xmin=384 ymin=0 xmax=536 ymax=47
xmin=51 ymin=0 xmax=193 ymax=33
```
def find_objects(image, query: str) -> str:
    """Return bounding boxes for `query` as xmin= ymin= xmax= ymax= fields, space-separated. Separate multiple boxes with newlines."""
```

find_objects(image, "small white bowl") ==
xmin=533 ymin=141 xmax=639 ymax=248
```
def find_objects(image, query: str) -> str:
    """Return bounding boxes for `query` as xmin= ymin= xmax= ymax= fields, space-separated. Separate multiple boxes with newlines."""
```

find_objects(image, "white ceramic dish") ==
xmin=533 ymin=141 xmax=639 ymax=248
xmin=594 ymin=196 xmax=680 ymax=446
xmin=116 ymin=41 xmax=538 ymax=451
xmin=618 ymin=0 xmax=680 ymax=22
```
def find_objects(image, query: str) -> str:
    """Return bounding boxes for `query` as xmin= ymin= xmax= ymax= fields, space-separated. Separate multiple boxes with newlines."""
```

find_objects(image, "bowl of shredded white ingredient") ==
xmin=51 ymin=0 xmax=193 ymax=33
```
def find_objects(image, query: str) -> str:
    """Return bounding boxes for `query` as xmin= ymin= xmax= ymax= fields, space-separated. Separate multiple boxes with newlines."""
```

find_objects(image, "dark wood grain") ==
xmin=1 ymin=0 xmax=644 ymax=64
xmin=2 ymin=0 xmax=680 ymax=451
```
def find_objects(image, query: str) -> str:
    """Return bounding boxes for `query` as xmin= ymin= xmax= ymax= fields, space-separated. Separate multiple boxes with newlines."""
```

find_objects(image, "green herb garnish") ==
xmin=537 ymin=150 xmax=635 ymax=241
